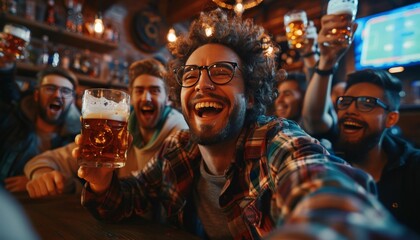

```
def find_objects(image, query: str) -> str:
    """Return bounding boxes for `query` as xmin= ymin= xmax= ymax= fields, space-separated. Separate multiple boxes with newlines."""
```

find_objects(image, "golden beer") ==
xmin=323 ymin=0 xmax=358 ymax=47
xmin=284 ymin=10 xmax=308 ymax=49
xmin=0 ymin=24 xmax=30 ymax=60
xmin=79 ymin=116 xmax=129 ymax=168
xmin=78 ymin=89 xmax=130 ymax=168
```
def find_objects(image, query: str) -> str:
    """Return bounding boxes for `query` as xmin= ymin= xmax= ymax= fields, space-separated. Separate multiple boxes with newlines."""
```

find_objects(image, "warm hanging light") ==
xmin=203 ymin=23 xmax=213 ymax=37
xmin=167 ymin=28 xmax=177 ymax=42
xmin=212 ymin=0 xmax=263 ymax=15
xmin=94 ymin=13 xmax=104 ymax=34
xmin=234 ymin=0 xmax=244 ymax=15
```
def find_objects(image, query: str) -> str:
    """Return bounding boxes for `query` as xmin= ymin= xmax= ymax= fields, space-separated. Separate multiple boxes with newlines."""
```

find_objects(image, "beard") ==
xmin=186 ymin=97 xmax=247 ymax=146
xmin=37 ymin=102 xmax=70 ymax=126
xmin=336 ymin=130 xmax=382 ymax=165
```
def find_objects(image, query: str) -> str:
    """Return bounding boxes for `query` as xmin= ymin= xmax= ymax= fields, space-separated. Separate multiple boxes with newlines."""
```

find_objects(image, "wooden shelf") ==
xmin=16 ymin=62 xmax=127 ymax=89
xmin=0 ymin=13 xmax=118 ymax=53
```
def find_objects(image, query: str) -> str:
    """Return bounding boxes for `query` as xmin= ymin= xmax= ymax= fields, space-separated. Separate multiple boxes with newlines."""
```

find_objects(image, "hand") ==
xmin=26 ymin=169 xmax=68 ymax=198
xmin=317 ymin=14 xmax=358 ymax=67
xmin=72 ymin=134 xmax=114 ymax=194
xmin=4 ymin=175 xmax=29 ymax=192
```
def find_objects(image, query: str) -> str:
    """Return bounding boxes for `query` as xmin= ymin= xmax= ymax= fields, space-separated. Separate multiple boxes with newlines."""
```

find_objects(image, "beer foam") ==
xmin=284 ymin=10 xmax=308 ymax=25
xmin=327 ymin=0 xmax=358 ymax=17
xmin=4 ymin=24 xmax=30 ymax=42
xmin=82 ymin=94 xmax=130 ymax=121
xmin=83 ymin=111 xmax=128 ymax=122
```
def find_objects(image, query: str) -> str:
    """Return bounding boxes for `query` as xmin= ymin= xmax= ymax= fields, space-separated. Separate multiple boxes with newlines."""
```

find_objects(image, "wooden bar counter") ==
xmin=12 ymin=192 xmax=199 ymax=240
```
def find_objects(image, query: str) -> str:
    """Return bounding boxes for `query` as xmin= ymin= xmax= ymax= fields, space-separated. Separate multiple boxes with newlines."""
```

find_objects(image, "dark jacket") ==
xmin=378 ymin=132 xmax=420 ymax=234
xmin=0 ymin=66 xmax=81 ymax=185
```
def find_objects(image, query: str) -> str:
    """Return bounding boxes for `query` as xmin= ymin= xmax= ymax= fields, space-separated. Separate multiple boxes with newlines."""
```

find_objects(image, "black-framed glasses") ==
xmin=39 ymin=84 xmax=74 ymax=98
xmin=336 ymin=96 xmax=389 ymax=112
xmin=174 ymin=61 xmax=239 ymax=88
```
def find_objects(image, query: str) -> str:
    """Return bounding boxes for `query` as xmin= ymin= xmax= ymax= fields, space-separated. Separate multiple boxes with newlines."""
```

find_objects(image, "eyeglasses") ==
xmin=174 ymin=61 xmax=239 ymax=88
xmin=39 ymin=84 xmax=74 ymax=98
xmin=336 ymin=96 xmax=389 ymax=112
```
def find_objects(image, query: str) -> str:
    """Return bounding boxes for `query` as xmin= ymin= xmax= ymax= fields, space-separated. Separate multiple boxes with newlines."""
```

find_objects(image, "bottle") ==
xmin=74 ymin=3 xmax=83 ymax=34
xmin=120 ymin=60 xmax=129 ymax=84
xmin=60 ymin=48 xmax=71 ymax=69
xmin=71 ymin=52 xmax=81 ymax=73
xmin=65 ymin=0 xmax=76 ymax=32
xmin=49 ymin=45 xmax=60 ymax=67
xmin=45 ymin=0 xmax=55 ymax=25
xmin=38 ymin=35 xmax=50 ymax=66
xmin=6 ymin=0 xmax=17 ymax=15
xmin=25 ymin=0 xmax=36 ymax=20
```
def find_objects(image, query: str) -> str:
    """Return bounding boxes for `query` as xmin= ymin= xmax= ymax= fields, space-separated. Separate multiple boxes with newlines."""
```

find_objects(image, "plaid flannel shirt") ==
xmin=82 ymin=116 xmax=414 ymax=239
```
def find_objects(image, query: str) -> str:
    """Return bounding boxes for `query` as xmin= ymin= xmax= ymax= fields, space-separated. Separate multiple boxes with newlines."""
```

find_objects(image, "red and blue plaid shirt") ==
xmin=82 ymin=116 xmax=414 ymax=239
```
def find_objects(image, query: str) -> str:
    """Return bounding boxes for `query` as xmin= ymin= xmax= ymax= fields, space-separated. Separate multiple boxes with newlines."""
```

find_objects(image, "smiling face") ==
xmin=181 ymin=44 xmax=249 ymax=145
xmin=131 ymin=74 xmax=168 ymax=131
xmin=34 ymin=74 xmax=75 ymax=125
xmin=336 ymin=82 xmax=393 ymax=161
xmin=274 ymin=80 xmax=303 ymax=121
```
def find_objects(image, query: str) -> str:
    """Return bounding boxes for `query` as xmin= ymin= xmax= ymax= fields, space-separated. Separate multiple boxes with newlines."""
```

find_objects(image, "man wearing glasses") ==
xmin=0 ymin=62 xmax=80 ymax=193
xmin=24 ymin=58 xmax=188 ymax=199
xmin=302 ymin=13 xmax=420 ymax=234
xmin=72 ymin=9 xmax=414 ymax=239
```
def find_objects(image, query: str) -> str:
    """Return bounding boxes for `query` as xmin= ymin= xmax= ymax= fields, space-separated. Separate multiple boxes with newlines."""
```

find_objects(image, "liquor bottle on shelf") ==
xmin=120 ymin=60 xmax=129 ymax=84
xmin=45 ymin=0 xmax=55 ymax=25
xmin=25 ymin=0 xmax=36 ymax=20
xmin=71 ymin=52 xmax=81 ymax=73
xmin=65 ymin=0 xmax=76 ymax=32
xmin=6 ymin=0 xmax=17 ymax=15
xmin=74 ymin=3 xmax=83 ymax=34
xmin=60 ymin=48 xmax=71 ymax=69
xmin=37 ymin=35 xmax=50 ymax=66
xmin=49 ymin=45 xmax=60 ymax=67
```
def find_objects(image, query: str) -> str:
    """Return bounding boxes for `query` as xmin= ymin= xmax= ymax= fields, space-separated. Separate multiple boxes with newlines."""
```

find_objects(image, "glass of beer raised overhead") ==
xmin=78 ymin=88 xmax=131 ymax=168
xmin=323 ymin=0 xmax=358 ymax=47
xmin=284 ymin=10 xmax=308 ymax=49
xmin=0 ymin=24 xmax=31 ymax=60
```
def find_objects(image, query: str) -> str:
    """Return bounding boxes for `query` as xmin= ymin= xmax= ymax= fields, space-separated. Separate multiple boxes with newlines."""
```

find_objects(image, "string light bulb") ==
xmin=234 ymin=0 xmax=244 ymax=15
xmin=203 ymin=23 xmax=213 ymax=37
xmin=167 ymin=28 xmax=177 ymax=42
xmin=94 ymin=14 xmax=104 ymax=34
xmin=212 ymin=0 xmax=263 ymax=16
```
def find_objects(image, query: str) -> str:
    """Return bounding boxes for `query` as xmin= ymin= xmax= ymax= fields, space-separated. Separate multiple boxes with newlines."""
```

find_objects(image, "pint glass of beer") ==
xmin=284 ymin=10 xmax=308 ymax=49
xmin=323 ymin=0 xmax=358 ymax=47
xmin=0 ymin=24 xmax=31 ymax=60
xmin=78 ymin=88 xmax=131 ymax=168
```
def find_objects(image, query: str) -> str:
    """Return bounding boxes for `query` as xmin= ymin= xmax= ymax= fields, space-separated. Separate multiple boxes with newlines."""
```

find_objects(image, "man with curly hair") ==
xmin=74 ymin=9 xmax=414 ymax=239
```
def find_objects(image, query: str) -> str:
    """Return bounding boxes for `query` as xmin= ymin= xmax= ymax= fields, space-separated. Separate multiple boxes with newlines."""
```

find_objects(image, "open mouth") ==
xmin=49 ymin=102 xmax=62 ymax=112
xmin=194 ymin=101 xmax=223 ymax=117
xmin=342 ymin=120 xmax=364 ymax=130
xmin=140 ymin=105 xmax=155 ymax=116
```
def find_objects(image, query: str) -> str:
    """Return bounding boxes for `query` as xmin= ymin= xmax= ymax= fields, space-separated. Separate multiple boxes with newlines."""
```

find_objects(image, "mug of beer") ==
xmin=0 ymin=24 xmax=31 ymax=60
xmin=78 ymin=88 xmax=131 ymax=168
xmin=323 ymin=0 xmax=358 ymax=47
xmin=284 ymin=10 xmax=308 ymax=49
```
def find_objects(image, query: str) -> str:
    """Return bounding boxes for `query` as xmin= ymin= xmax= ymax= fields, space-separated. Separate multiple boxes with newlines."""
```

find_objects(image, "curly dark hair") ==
xmin=166 ymin=8 xmax=279 ymax=124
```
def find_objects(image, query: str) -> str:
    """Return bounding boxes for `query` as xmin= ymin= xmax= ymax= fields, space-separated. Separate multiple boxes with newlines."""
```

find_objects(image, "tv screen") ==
xmin=353 ymin=3 xmax=420 ymax=70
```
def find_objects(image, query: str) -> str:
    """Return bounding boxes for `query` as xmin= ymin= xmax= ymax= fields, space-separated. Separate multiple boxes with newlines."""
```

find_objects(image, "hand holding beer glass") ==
xmin=323 ymin=0 xmax=358 ymax=47
xmin=0 ymin=24 xmax=31 ymax=62
xmin=78 ymin=88 xmax=130 ymax=168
